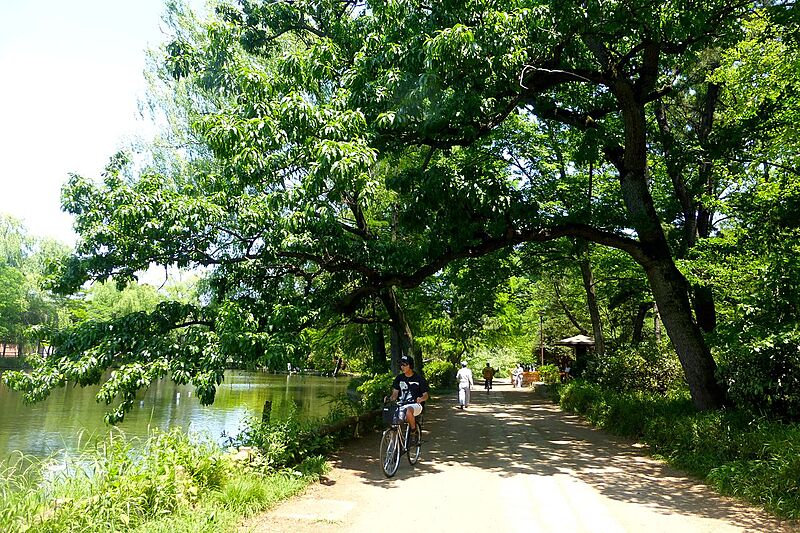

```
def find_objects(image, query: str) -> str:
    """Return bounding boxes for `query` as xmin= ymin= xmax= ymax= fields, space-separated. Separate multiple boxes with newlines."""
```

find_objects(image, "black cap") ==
xmin=399 ymin=355 xmax=414 ymax=368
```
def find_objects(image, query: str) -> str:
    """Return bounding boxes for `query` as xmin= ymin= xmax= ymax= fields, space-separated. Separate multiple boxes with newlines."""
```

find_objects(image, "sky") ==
xmin=0 ymin=1 xmax=195 ymax=246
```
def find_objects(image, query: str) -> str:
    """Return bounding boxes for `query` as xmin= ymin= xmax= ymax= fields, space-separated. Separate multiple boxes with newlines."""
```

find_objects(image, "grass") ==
xmin=0 ymin=383 xmax=394 ymax=532
xmin=0 ymin=429 xmax=328 ymax=532
xmin=130 ymin=468 xmax=322 ymax=533
xmin=556 ymin=380 xmax=800 ymax=519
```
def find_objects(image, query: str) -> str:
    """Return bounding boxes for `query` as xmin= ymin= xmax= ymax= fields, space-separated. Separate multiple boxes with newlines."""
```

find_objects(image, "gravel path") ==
xmin=241 ymin=380 xmax=798 ymax=533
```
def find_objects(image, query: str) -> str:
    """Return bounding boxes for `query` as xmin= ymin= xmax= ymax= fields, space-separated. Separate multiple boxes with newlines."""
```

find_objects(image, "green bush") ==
xmin=538 ymin=364 xmax=561 ymax=384
xmin=560 ymin=381 xmax=696 ymax=438
xmin=0 ymin=358 xmax=28 ymax=371
xmin=354 ymin=372 xmax=395 ymax=409
xmin=424 ymin=359 xmax=457 ymax=389
xmin=583 ymin=342 xmax=685 ymax=394
xmin=0 ymin=423 xmax=334 ymax=533
xmin=559 ymin=380 xmax=601 ymax=413
xmin=715 ymin=328 xmax=800 ymax=419
xmin=226 ymin=414 xmax=336 ymax=469
xmin=0 ymin=428 xmax=292 ymax=532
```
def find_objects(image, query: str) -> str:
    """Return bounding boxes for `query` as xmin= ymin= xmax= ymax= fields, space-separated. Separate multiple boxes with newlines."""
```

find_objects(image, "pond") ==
xmin=0 ymin=371 xmax=351 ymax=462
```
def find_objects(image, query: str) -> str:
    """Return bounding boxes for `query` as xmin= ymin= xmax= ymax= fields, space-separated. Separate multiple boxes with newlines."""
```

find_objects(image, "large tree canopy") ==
xmin=7 ymin=0 xmax=799 ymax=419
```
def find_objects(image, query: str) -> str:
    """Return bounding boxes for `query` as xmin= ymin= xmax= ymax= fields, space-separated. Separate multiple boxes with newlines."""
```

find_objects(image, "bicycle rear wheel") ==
xmin=407 ymin=424 xmax=421 ymax=465
xmin=380 ymin=428 xmax=400 ymax=477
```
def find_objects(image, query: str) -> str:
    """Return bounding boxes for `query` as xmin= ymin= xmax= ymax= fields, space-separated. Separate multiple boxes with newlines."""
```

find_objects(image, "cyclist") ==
xmin=388 ymin=355 xmax=429 ymax=445
xmin=482 ymin=362 xmax=495 ymax=391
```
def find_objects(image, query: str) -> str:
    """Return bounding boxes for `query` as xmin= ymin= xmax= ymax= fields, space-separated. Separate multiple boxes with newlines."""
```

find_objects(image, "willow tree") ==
xmin=11 ymin=0 xmax=795 ymax=417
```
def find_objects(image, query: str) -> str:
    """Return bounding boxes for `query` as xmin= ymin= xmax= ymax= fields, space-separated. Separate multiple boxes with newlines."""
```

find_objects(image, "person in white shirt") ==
xmin=512 ymin=364 xmax=524 ymax=388
xmin=456 ymin=362 xmax=474 ymax=409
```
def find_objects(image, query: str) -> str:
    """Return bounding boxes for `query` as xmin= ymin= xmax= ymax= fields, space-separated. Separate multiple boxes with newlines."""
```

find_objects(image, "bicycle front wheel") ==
xmin=407 ymin=424 xmax=421 ymax=465
xmin=380 ymin=428 xmax=400 ymax=477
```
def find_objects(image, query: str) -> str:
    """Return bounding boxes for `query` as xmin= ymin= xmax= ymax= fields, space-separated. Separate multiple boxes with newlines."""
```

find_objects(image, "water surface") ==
xmin=0 ymin=371 xmax=349 ymax=461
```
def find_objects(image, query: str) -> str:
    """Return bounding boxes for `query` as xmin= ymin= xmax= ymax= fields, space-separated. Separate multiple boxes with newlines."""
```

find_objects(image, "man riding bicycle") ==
xmin=388 ymin=355 xmax=429 ymax=445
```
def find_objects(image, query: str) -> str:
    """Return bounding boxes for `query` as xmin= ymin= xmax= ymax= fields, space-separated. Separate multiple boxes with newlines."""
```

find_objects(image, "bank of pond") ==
xmin=0 ymin=371 xmax=385 ymax=532
xmin=0 ymin=371 xmax=350 ymax=461
xmin=0 ymin=428 xmax=333 ymax=532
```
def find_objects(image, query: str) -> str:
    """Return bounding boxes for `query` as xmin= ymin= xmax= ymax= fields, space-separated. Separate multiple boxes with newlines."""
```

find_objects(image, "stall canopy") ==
xmin=554 ymin=334 xmax=595 ymax=348
xmin=554 ymin=335 xmax=595 ymax=376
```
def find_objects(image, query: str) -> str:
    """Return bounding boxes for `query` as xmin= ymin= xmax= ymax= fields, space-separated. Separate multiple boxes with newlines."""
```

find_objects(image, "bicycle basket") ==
xmin=382 ymin=404 xmax=400 ymax=426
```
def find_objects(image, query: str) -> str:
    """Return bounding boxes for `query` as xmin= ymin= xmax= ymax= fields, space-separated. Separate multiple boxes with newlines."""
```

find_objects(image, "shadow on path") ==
xmin=325 ymin=382 xmax=797 ymax=532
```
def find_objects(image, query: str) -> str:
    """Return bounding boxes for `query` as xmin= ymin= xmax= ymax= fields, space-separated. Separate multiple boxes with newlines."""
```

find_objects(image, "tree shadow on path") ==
xmin=328 ymin=383 xmax=798 ymax=532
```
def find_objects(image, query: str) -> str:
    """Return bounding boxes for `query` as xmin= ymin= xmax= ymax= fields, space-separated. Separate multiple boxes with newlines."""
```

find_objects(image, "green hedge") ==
xmin=538 ymin=364 xmax=560 ymax=385
xmin=424 ymin=360 xmax=457 ymax=389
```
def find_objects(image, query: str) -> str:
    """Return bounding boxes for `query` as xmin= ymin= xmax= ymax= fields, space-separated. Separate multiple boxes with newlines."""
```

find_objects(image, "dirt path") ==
xmin=241 ymin=380 xmax=797 ymax=533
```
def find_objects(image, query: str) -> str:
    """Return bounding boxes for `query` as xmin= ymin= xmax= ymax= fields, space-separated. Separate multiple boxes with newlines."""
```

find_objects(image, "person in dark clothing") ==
xmin=388 ymin=355 xmax=429 ymax=441
xmin=482 ymin=362 xmax=495 ymax=391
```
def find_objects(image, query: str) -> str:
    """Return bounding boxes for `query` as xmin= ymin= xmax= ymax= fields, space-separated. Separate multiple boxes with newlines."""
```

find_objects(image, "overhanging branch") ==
xmin=334 ymin=222 xmax=647 ymax=313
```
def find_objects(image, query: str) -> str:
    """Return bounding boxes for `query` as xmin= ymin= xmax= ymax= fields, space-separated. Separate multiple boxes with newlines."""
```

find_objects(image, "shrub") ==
xmin=538 ymin=364 xmax=561 ymax=384
xmin=559 ymin=380 xmax=601 ymax=414
xmin=0 ymin=427 xmax=333 ymax=533
xmin=582 ymin=342 xmax=685 ymax=394
xmin=353 ymin=372 xmax=395 ymax=410
xmin=715 ymin=328 xmax=800 ymax=419
xmin=0 ymin=429 xmax=234 ymax=532
xmin=423 ymin=359 xmax=457 ymax=389
xmin=558 ymin=380 xmax=800 ymax=518
xmin=226 ymin=413 xmax=336 ymax=470
xmin=560 ymin=380 xmax=700 ymax=438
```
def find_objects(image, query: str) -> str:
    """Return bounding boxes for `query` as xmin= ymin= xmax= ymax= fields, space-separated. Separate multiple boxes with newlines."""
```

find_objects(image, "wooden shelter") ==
xmin=554 ymin=334 xmax=595 ymax=376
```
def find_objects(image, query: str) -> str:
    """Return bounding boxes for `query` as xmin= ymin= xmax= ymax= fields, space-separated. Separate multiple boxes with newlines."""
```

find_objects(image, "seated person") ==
xmin=388 ymin=355 xmax=429 ymax=442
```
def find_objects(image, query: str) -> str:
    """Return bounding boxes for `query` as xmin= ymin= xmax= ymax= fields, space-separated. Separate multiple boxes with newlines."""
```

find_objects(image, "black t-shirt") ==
xmin=392 ymin=372 xmax=430 ymax=405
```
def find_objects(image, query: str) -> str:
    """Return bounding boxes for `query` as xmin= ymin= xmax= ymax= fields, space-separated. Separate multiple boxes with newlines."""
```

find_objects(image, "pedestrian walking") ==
xmin=456 ymin=362 xmax=474 ymax=409
xmin=512 ymin=363 xmax=524 ymax=388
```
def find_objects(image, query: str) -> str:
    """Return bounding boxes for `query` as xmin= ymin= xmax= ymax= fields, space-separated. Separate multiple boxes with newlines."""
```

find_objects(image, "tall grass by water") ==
xmin=557 ymin=380 xmax=800 ymax=519
xmin=0 ymin=391 xmax=372 ymax=533
xmin=0 ymin=427 xmax=328 ymax=532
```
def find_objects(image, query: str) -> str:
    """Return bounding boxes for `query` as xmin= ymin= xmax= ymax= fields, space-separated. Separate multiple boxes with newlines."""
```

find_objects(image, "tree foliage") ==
xmin=6 ymin=0 xmax=800 ymax=419
xmin=0 ymin=215 xmax=73 ymax=354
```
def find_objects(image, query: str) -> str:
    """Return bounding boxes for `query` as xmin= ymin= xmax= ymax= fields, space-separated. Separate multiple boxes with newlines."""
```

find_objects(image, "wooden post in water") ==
xmin=262 ymin=400 xmax=272 ymax=424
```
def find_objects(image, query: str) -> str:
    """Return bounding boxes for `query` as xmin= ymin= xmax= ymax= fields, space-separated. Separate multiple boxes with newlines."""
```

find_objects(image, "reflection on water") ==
xmin=0 ymin=371 xmax=349 ymax=461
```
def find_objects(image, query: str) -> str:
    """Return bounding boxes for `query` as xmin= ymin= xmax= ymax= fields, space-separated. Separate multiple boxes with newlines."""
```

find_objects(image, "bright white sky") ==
xmin=0 ymin=1 xmax=199 ymax=247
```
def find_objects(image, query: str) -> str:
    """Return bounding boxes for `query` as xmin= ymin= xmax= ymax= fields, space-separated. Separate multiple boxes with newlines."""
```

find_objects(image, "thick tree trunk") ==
xmin=372 ymin=324 xmax=389 ymax=373
xmin=631 ymin=303 xmax=651 ymax=346
xmin=381 ymin=287 xmax=416 ymax=374
xmin=644 ymin=261 xmax=724 ymax=409
xmin=692 ymin=285 xmax=717 ymax=333
xmin=613 ymin=78 xmax=725 ymax=410
xmin=390 ymin=329 xmax=402 ymax=375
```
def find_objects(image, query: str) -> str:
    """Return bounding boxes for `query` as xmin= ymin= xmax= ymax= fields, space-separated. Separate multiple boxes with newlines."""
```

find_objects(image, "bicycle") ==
xmin=379 ymin=402 xmax=422 ymax=477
